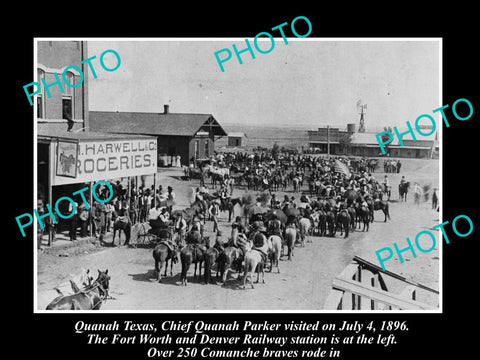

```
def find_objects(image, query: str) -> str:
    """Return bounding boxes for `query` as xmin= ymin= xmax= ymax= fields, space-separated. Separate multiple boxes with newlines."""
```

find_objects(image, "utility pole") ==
xmin=327 ymin=125 xmax=330 ymax=158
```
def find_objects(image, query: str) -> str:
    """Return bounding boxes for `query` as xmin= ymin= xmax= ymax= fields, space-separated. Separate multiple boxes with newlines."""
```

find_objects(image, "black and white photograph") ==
xmin=34 ymin=38 xmax=441 ymax=311
xmin=8 ymin=9 xmax=478 ymax=360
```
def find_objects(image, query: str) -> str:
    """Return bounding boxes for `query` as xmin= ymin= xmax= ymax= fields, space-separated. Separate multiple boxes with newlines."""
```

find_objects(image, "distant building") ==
xmin=227 ymin=132 xmax=247 ymax=147
xmin=308 ymin=123 xmax=437 ymax=158
xmin=89 ymin=105 xmax=228 ymax=166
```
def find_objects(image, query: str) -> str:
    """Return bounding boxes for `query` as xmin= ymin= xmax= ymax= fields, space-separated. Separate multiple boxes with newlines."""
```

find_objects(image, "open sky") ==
xmin=88 ymin=39 xmax=440 ymax=131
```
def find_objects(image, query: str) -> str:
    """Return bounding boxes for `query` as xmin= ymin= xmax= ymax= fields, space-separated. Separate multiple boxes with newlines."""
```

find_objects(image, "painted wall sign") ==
xmin=52 ymin=138 xmax=157 ymax=185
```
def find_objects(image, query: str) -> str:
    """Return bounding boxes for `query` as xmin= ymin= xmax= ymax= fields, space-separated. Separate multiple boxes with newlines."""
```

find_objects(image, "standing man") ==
xmin=37 ymin=200 xmax=44 ymax=249
xmin=432 ymin=188 xmax=439 ymax=211
xmin=105 ymin=201 xmax=114 ymax=232
xmin=129 ymin=194 xmax=138 ymax=225
xmin=78 ymin=202 xmax=90 ymax=237
xmin=167 ymin=186 xmax=175 ymax=202
xmin=96 ymin=201 xmax=107 ymax=238
xmin=413 ymin=182 xmax=423 ymax=205
xmin=167 ymin=186 xmax=175 ymax=215
xmin=209 ymin=201 xmax=220 ymax=233
xmin=68 ymin=199 xmax=79 ymax=241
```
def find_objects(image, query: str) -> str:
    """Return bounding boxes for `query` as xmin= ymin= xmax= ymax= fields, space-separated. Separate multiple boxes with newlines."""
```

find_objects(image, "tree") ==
xmin=380 ymin=126 xmax=393 ymax=156
xmin=271 ymin=142 xmax=280 ymax=161
xmin=338 ymin=132 xmax=352 ymax=155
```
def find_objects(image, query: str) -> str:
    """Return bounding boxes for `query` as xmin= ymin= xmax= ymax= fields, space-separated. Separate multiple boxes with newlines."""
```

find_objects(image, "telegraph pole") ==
xmin=327 ymin=125 xmax=330 ymax=158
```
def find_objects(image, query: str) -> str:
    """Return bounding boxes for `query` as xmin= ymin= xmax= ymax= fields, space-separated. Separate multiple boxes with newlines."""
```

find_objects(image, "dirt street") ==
xmin=37 ymin=158 xmax=440 ymax=311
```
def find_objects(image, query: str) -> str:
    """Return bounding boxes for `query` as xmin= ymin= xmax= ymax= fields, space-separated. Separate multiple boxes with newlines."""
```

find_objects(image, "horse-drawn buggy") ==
xmin=135 ymin=220 xmax=176 ymax=247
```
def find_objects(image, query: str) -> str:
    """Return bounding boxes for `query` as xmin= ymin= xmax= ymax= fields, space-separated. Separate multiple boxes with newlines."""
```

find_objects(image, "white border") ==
xmin=33 ymin=37 xmax=443 ymax=314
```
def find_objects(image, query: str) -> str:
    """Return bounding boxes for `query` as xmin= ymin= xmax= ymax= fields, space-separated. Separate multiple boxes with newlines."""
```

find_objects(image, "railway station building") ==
xmin=89 ymin=105 xmax=228 ymax=167
xmin=307 ymin=124 xmax=438 ymax=159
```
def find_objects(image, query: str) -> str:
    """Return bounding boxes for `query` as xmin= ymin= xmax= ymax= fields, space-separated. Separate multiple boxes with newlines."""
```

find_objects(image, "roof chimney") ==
xmin=163 ymin=104 xmax=169 ymax=114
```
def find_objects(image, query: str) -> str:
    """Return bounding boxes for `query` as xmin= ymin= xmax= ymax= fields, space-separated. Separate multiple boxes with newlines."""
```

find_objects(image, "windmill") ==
xmin=356 ymin=100 xmax=367 ymax=133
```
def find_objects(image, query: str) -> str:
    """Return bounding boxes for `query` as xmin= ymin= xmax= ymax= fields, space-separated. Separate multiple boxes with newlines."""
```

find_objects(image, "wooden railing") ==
xmin=324 ymin=256 xmax=438 ymax=310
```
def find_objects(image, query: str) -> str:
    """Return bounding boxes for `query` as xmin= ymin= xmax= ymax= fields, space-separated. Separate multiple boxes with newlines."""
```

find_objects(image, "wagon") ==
xmin=133 ymin=223 xmax=174 ymax=248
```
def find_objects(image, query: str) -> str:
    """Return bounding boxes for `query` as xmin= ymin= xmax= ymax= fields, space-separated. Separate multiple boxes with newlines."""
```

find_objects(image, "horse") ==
xmin=242 ymin=249 xmax=266 ymax=289
xmin=179 ymin=239 xmax=208 ymax=286
xmin=203 ymin=247 xmax=221 ymax=284
xmin=316 ymin=209 xmax=327 ymax=236
xmin=46 ymin=270 xmax=110 ymax=310
xmin=355 ymin=203 xmax=370 ymax=232
xmin=335 ymin=210 xmax=350 ymax=238
xmin=399 ymin=181 xmax=410 ymax=202
xmin=346 ymin=206 xmax=356 ymax=231
xmin=292 ymin=177 xmax=300 ymax=193
xmin=220 ymin=197 xmax=242 ymax=222
xmin=267 ymin=235 xmax=282 ymax=273
xmin=112 ymin=216 xmax=131 ymax=246
xmin=53 ymin=268 xmax=93 ymax=296
xmin=217 ymin=246 xmax=244 ymax=283
xmin=298 ymin=217 xmax=312 ymax=246
xmin=325 ymin=210 xmax=336 ymax=237
xmin=284 ymin=226 xmax=297 ymax=260
xmin=344 ymin=189 xmax=359 ymax=206
xmin=367 ymin=199 xmax=391 ymax=222
xmin=152 ymin=233 xmax=183 ymax=283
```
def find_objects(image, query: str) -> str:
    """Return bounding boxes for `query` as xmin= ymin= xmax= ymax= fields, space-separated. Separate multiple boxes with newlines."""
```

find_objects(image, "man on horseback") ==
xmin=268 ymin=213 xmax=284 ymax=240
xmin=214 ymin=230 xmax=227 ymax=251
xmin=174 ymin=212 xmax=187 ymax=240
xmin=251 ymin=225 xmax=269 ymax=264
xmin=231 ymin=216 xmax=246 ymax=246
xmin=218 ymin=184 xmax=230 ymax=211
xmin=383 ymin=175 xmax=391 ymax=200
xmin=194 ymin=187 xmax=208 ymax=216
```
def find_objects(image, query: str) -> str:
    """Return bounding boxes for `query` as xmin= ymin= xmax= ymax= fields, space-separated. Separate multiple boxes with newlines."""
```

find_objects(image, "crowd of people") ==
xmin=38 ymin=148 xmax=432 ymax=258
xmin=37 ymin=180 xmax=178 ymax=244
xmin=383 ymin=158 xmax=402 ymax=173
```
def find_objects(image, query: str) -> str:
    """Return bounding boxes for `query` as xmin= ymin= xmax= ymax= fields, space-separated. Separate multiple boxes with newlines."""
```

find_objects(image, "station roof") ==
xmin=228 ymin=132 xmax=248 ymax=138
xmin=89 ymin=111 xmax=228 ymax=137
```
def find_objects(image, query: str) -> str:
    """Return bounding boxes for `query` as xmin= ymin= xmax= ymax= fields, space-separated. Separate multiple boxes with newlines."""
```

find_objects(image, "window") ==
xmin=37 ymin=69 xmax=45 ymax=118
xmin=62 ymin=71 xmax=75 ymax=120
xmin=194 ymin=140 xmax=199 ymax=159
xmin=62 ymin=98 xmax=72 ymax=120
xmin=204 ymin=140 xmax=210 ymax=158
